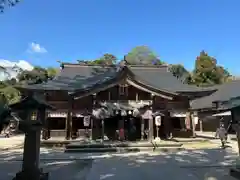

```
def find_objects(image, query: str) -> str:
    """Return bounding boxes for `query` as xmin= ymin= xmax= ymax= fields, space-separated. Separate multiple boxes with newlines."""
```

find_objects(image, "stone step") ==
xmin=230 ymin=168 xmax=240 ymax=179
xmin=66 ymin=142 xmax=182 ymax=149
xmin=64 ymin=147 xmax=184 ymax=153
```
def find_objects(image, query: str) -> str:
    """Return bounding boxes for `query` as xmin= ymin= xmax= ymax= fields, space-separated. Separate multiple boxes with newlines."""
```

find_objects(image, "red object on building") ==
xmin=119 ymin=128 xmax=125 ymax=140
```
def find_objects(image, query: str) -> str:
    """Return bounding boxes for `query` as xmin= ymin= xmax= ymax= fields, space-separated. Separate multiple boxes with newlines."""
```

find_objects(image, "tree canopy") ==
xmin=191 ymin=51 xmax=231 ymax=86
xmin=0 ymin=47 xmax=233 ymax=105
xmin=0 ymin=0 xmax=20 ymax=12
xmin=0 ymin=66 xmax=59 ymax=105
xmin=125 ymin=46 xmax=164 ymax=65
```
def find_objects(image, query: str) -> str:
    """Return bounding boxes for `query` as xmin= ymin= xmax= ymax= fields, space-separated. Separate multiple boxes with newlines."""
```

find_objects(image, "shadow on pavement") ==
xmin=86 ymin=148 xmax=238 ymax=180
xmin=0 ymin=147 xmax=238 ymax=180
xmin=0 ymin=148 xmax=93 ymax=180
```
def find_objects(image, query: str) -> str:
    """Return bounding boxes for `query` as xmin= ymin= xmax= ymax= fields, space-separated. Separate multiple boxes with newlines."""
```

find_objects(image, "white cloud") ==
xmin=27 ymin=42 xmax=47 ymax=53
xmin=0 ymin=59 xmax=33 ymax=71
xmin=0 ymin=59 xmax=34 ymax=81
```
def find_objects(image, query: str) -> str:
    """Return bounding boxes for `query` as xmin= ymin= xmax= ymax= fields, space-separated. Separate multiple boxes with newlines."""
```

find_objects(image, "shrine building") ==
xmin=16 ymin=62 xmax=217 ymax=141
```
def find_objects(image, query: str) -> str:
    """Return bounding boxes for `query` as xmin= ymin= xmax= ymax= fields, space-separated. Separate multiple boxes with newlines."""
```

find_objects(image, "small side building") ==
xmin=190 ymin=80 xmax=240 ymax=132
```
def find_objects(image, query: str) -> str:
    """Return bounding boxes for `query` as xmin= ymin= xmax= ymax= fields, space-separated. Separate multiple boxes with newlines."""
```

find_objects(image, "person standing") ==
xmin=215 ymin=123 xmax=227 ymax=148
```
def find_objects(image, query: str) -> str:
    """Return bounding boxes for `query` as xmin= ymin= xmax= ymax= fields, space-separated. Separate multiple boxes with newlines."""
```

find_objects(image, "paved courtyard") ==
xmin=0 ymin=134 xmax=239 ymax=180
xmin=85 ymin=148 xmax=238 ymax=180
xmin=0 ymin=147 xmax=238 ymax=180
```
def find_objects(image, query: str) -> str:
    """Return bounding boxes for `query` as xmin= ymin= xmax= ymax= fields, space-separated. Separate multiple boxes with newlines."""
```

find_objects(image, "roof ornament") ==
xmin=57 ymin=60 xmax=64 ymax=69
xmin=117 ymin=57 xmax=128 ymax=72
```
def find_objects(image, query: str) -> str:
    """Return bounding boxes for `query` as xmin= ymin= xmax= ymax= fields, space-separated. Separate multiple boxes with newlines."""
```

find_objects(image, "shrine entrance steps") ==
xmin=64 ymin=140 xmax=183 ymax=153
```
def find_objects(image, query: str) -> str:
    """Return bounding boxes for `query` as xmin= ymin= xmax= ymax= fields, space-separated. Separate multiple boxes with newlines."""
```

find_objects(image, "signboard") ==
xmin=83 ymin=116 xmax=90 ymax=127
xmin=193 ymin=116 xmax=199 ymax=125
xmin=155 ymin=116 xmax=161 ymax=126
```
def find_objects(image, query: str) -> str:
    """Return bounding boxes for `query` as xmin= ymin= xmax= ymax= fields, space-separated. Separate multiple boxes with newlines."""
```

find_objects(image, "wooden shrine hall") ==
xmin=16 ymin=62 xmax=216 ymax=141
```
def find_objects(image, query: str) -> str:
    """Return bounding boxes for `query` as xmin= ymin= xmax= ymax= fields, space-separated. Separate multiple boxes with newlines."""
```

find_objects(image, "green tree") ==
xmin=0 ymin=86 xmax=20 ymax=104
xmin=17 ymin=66 xmax=49 ymax=84
xmin=77 ymin=53 xmax=117 ymax=65
xmin=192 ymin=51 xmax=231 ymax=86
xmin=95 ymin=53 xmax=117 ymax=65
xmin=125 ymin=46 xmax=163 ymax=65
xmin=0 ymin=0 xmax=20 ymax=12
xmin=169 ymin=64 xmax=192 ymax=84
xmin=0 ymin=66 xmax=11 ymax=79
xmin=46 ymin=67 xmax=59 ymax=80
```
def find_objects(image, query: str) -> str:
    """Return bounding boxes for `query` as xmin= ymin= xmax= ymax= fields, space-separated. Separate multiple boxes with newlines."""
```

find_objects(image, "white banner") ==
xmin=48 ymin=112 xmax=67 ymax=118
xmin=155 ymin=116 xmax=161 ymax=126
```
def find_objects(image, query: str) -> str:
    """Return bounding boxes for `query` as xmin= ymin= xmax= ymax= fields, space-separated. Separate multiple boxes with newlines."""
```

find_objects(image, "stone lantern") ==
xmin=9 ymin=95 xmax=55 ymax=180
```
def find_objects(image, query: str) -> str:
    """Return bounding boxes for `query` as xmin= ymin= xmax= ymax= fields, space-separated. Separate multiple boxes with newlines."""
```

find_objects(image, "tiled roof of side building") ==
xmin=128 ymin=65 xmax=215 ymax=93
xmin=190 ymin=80 xmax=240 ymax=110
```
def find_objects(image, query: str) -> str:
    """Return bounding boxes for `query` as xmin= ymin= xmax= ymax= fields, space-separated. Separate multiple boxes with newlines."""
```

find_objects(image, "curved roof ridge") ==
xmin=62 ymin=63 xmax=117 ymax=68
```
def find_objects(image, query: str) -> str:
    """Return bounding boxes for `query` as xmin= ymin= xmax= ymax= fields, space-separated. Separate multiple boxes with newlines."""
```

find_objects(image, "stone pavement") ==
xmin=86 ymin=149 xmax=239 ymax=180
xmin=0 ymin=135 xmax=24 ymax=150
xmin=0 ymin=135 xmax=239 ymax=180
xmin=0 ymin=147 xmax=238 ymax=180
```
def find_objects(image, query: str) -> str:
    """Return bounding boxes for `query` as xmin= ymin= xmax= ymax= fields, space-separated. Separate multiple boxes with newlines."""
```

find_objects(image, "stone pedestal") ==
xmin=230 ymin=168 xmax=240 ymax=179
xmin=13 ymin=169 xmax=49 ymax=180
xmin=13 ymin=120 xmax=48 ymax=180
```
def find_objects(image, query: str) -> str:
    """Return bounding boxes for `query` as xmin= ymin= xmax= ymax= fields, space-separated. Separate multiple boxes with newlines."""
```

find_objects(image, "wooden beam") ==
xmin=126 ymin=79 xmax=173 ymax=100
xmin=73 ymin=81 xmax=120 ymax=100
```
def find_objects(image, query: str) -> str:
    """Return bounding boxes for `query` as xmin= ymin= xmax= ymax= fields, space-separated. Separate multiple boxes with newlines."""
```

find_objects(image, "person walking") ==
xmin=215 ymin=123 xmax=227 ymax=148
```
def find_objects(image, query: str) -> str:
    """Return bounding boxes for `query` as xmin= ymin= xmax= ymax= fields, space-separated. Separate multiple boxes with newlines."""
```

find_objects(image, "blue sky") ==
xmin=0 ymin=0 xmax=240 ymax=74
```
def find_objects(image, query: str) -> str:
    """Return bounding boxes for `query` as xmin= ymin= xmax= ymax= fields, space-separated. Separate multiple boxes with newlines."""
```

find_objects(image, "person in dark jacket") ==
xmin=215 ymin=123 xmax=227 ymax=148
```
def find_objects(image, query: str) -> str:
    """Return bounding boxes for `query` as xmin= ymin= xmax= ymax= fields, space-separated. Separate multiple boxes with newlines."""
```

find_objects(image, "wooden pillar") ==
xmin=199 ymin=119 xmax=203 ymax=132
xmin=118 ymin=116 xmax=125 ymax=140
xmin=191 ymin=112 xmax=196 ymax=137
xmin=185 ymin=111 xmax=191 ymax=130
xmin=141 ymin=117 xmax=144 ymax=140
xmin=41 ymin=110 xmax=48 ymax=140
xmin=232 ymin=107 xmax=240 ymax=155
xmin=148 ymin=94 xmax=155 ymax=141
xmin=91 ymin=94 xmax=96 ymax=140
xmin=236 ymin=123 xmax=240 ymax=156
xmin=66 ymin=97 xmax=73 ymax=140
xmin=163 ymin=111 xmax=170 ymax=139
xmin=148 ymin=116 xmax=154 ymax=141
xmin=101 ymin=119 xmax=105 ymax=142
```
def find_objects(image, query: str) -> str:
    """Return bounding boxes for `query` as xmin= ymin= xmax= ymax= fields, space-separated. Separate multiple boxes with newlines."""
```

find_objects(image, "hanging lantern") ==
xmin=31 ymin=111 xmax=37 ymax=120
xmin=121 ymin=110 xmax=127 ymax=116
xmin=133 ymin=109 xmax=139 ymax=117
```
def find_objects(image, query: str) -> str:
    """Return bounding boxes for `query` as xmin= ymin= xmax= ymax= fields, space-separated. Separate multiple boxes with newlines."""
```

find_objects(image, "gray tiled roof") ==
xmin=190 ymin=80 xmax=240 ymax=110
xmin=129 ymin=66 xmax=212 ymax=93
xmin=17 ymin=65 xmax=121 ymax=91
xmin=18 ymin=64 xmax=216 ymax=95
